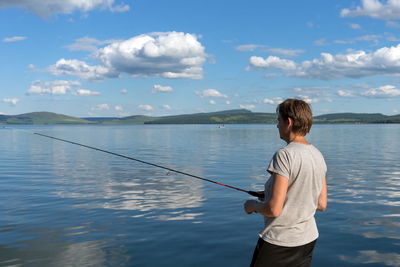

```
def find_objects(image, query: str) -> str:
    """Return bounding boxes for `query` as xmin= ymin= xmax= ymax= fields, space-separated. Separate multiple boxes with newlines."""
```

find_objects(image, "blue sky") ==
xmin=1 ymin=0 xmax=400 ymax=117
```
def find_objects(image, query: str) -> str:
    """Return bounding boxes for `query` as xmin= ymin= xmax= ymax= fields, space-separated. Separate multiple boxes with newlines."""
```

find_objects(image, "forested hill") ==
xmin=0 ymin=112 xmax=92 ymax=124
xmin=1 ymin=110 xmax=400 ymax=124
xmin=143 ymin=109 xmax=277 ymax=124
xmin=313 ymin=113 xmax=400 ymax=123
xmin=145 ymin=111 xmax=400 ymax=124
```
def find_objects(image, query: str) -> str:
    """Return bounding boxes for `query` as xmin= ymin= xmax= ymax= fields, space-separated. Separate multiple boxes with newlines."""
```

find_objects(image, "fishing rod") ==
xmin=34 ymin=133 xmax=264 ymax=198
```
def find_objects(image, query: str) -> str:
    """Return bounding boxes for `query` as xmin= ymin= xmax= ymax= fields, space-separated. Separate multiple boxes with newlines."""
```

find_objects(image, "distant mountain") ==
xmin=101 ymin=115 xmax=158 ymax=124
xmin=0 ymin=115 xmax=6 ymax=122
xmin=314 ymin=113 xmax=400 ymax=123
xmin=1 ymin=110 xmax=399 ymax=124
xmin=145 ymin=110 xmax=276 ymax=124
xmin=82 ymin=117 xmax=119 ymax=122
xmin=0 ymin=112 xmax=92 ymax=124
xmin=384 ymin=114 xmax=400 ymax=123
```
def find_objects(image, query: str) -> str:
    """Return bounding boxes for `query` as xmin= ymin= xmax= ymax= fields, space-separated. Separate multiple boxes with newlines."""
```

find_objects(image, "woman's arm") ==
xmin=317 ymin=177 xmax=327 ymax=211
xmin=244 ymin=173 xmax=288 ymax=217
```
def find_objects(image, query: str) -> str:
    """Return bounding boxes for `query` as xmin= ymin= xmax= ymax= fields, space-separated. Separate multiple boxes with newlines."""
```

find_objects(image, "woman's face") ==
xmin=277 ymin=114 xmax=290 ymax=141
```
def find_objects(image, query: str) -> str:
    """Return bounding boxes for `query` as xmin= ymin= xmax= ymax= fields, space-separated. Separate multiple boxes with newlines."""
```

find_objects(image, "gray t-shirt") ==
xmin=259 ymin=142 xmax=327 ymax=247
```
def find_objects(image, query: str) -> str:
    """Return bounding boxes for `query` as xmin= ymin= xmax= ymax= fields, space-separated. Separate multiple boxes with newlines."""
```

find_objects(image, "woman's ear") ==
xmin=287 ymin=117 xmax=294 ymax=129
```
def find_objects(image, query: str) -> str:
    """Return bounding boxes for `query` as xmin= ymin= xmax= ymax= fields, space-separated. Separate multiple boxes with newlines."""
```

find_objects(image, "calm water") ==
xmin=0 ymin=124 xmax=399 ymax=267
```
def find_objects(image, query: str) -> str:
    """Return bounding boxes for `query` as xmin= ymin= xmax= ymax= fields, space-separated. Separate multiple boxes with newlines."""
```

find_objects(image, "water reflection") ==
xmin=0 ymin=239 xmax=119 ymax=267
xmin=340 ymin=250 xmax=400 ymax=267
xmin=32 ymin=132 xmax=207 ymax=222
xmin=51 ymin=241 xmax=108 ymax=266
xmin=100 ymin=177 xmax=205 ymax=221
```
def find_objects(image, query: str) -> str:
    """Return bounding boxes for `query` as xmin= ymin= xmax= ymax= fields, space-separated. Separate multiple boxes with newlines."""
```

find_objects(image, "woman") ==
xmin=244 ymin=99 xmax=328 ymax=267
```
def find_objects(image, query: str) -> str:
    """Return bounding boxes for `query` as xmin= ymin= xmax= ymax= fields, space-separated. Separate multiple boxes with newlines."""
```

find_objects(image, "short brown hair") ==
xmin=277 ymin=99 xmax=313 ymax=135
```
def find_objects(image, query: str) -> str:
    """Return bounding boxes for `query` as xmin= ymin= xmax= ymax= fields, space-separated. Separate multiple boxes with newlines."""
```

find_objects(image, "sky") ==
xmin=1 ymin=0 xmax=400 ymax=117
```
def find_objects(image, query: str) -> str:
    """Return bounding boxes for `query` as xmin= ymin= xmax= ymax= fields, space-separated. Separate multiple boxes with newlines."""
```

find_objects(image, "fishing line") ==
xmin=34 ymin=132 xmax=263 ymax=198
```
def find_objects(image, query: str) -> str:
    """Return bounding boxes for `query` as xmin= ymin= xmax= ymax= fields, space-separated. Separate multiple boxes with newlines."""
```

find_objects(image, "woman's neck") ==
xmin=287 ymin=134 xmax=310 ymax=145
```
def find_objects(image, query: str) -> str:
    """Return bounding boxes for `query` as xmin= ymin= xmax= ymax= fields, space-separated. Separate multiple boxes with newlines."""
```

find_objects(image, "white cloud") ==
xmin=49 ymin=58 xmax=117 ymax=81
xmin=386 ymin=20 xmax=400 ymax=28
xmin=225 ymin=100 xmax=231 ymax=105
xmin=50 ymin=32 xmax=206 ymax=81
xmin=362 ymin=85 xmax=400 ymax=97
xmin=236 ymin=45 xmax=303 ymax=57
xmin=306 ymin=22 xmax=316 ymax=28
xmin=334 ymin=34 xmax=392 ymax=45
xmin=314 ymin=38 xmax=326 ymax=46
xmin=75 ymin=89 xmax=100 ymax=96
xmin=138 ymin=104 xmax=154 ymax=111
xmin=3 ymin=36 xmax=27 ymax=42
xmin=2 ymin=98 xmax=20 ymax=106
xmin=196 ymin=89 xmax=228 ymax=98
xmin=66 ymin=37 xmax=116 ymax=52
xmin=109 ymin=3 xmax=129 ymax=12
xmin=266 ymin=48 xmax=304 ymax=58
xmin=26 ymin=80 xmax=81 ymax=95
xmin=350 ymin=23 xmax=362 ymax=29
xmin=248 ymin=44 xmax=400 ymax=80
xmin=240 ymin=104 xmax=256 ymax=110
xmin=120 ymin=89 xmax=128 ymax=94
xmin=341 ymin=0 xmax=400 ymax=20
xmin=26 ymin=80 xmax=99 ymax=96
xmin=235 ymin=44 xmax=265 ymax=52
xmin=162 ymin=104 xmax=172 ymax=110
xmin=52 ymin=32 xmax=206 ymax=81
xmin=152 ymin=84 xmax=173 ymax=93
xmin=0 ymin=0 xmax=130 ymax=18
xmin=337 ymin=90 xmax=355 ymax=97
xmin=248 ymin=56 xmax=297 ymax=71
xmin=291 ymin=86 xmax=335 ymax=101
xmin=91 ymin=104 xmax=110 ymax=110
xmin=355 ymin=34 xmax=382 ymax=42
xmin=209 ymin=100 xmax=216 ymax=105
xmin=96 ymin=31 xmax=206 ymax=79
xmin=262 ymin=97 xmax=284 ymax=105
xmin=298 ymin=95 xmax=319 ymax=103
xmin=115 ymin=105 xmax=123 ymax=111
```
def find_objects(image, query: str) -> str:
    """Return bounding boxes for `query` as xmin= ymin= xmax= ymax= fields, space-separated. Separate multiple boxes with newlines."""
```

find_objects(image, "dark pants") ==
xmin=250 ymin=238 xmax=317 ymax=267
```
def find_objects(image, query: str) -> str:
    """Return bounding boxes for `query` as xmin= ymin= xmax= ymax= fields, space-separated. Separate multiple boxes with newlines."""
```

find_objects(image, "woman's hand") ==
xmin=244 ymin=200 xmax=259 ymax=214
xmin=244 ymin=173 xmax=288 ymax=217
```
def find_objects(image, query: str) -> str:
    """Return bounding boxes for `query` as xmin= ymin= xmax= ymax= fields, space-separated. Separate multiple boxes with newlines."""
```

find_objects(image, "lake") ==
xmin=0 ymin=124 xmax=399 ymax=267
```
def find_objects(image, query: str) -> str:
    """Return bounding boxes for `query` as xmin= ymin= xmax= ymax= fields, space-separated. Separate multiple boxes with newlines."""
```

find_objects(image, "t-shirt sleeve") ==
xmin=267 ymin=149 xmax=290 ymax=179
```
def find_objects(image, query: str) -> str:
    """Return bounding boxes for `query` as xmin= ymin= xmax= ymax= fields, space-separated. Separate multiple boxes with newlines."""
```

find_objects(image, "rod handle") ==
xmin=248 ymin=191 xmax=265 ymax=199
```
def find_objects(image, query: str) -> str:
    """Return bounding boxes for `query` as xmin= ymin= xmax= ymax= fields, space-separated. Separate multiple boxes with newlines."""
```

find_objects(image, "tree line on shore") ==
xmin=1 ymin=109 xmax=399 ymax=125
